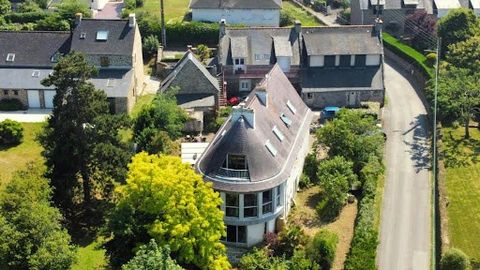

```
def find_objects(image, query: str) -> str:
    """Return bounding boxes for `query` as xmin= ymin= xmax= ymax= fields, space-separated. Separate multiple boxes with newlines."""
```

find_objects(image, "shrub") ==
xmin=277 ymin=225 xmax=309 ymax=257
xmin=0 ymin=98 xmax=25 ymax=111
xmin=143 ymin=35 xmax=160 ymax=58
xmin=299 ymin=173 xmax=312 ymax=189
xmin=426 ymin=52 xmax=437 ymax=66
xmin=239 ymin=247 xmax=272 ymax=270
xmin=3 ymin=11 xmax=49 ymax=23
xmin=166 ymin=22 xmax=219 ymax=46
xmin=289 ymin=249 xmax=320 ymax=270
xmin=195 ymin=44 xmax=211 ymax=63
xmin=280 ymin=10 xmax=294 ymax=27
xmin=306 ymin=229 xmax=338 ymax=270
xmin=440 ymin=248 xmax=470 ymax=270
xmin=0 ymin=119 xmax=23 ymax=146
xmin=135 ymin=0 xmax=144 ymax=7
xmin=303 ymin=152 xmax=318 ymax=184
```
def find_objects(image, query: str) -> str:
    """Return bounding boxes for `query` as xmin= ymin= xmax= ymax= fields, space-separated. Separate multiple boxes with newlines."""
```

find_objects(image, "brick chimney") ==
xmin=75 ymin=13 xmax=82 ymax=26
xmin=129 ymin=13 xmax=136 ymax=28
xmin=294 ymin=20 xmax=302 ymax=34
xmin=219 ymin=19 xmax=226 ymax=38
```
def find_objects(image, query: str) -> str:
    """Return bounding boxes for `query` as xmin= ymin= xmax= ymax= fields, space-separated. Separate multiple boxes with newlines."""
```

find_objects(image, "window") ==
xmin=3 ymin=90 xmax=8 ymax=95
xmin=96 ymin=30 xmax=109 ymax=41
xmin=255 ymin=54 xmax=261 ymax=61
xmin=262 ymin=190 xmax=273 ymax=214
xmin=265 ymin=140 xmax=277 ymax=157
xmin=234 ymin=58 xmax=245 ymax=65
xmin=272 ymin=125 xmax=284 ymax=141
xmin=286 ymin=100 xmax=296 ymax=114
xmin=340 ymin=55 xmax=351 ymax=67
xmin=244 ymin=193 xmax=258 ymax=217
xmin=100 ymin=56 xmax=110 ymax=67
xmin=32 ymin=70 xmax=40 ymax=77
xmin=239 ymin=80 xmax=251 ymax=92
xmin=324 ymin=55 xmax=336 ymax=67
xmin=307 ymin=93 xmax=313 ymax=100
xmin=225 ymin=193 xmax=239 ymax=217
xmin=264 ymin=54 xmax=270 ymax=60
xmin=235 ymin=59 xmax=239 ymax=65
xmin=226 ymin=225 xmax=246 ymax=243
xmin=355 ymin=54 xmax=366 ymax=66
xmin=240 ymin=58 xmax=245 ymax=65
xmin=280 ymin=113 xmax=292 ymax=127
xmin=224 ymin=154 xmax=247 ymax=170
xmin=276 ymin=186 xmax=282 ymax=207
xmin=6 ymin=53 xmax=15 ymax=62
xmin=13 ymin=90 xmax=18 ymax=96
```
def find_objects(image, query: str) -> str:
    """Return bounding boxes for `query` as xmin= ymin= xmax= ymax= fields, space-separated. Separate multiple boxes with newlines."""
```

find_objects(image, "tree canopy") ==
xmin=105 ymin=153 xmax=229 ymax=269
xmin=122 ymin=239 xmax=183 ymax=270
xmin=0 ymin=164 xmax=76 ymax=270
xmin=440 ymin=248 xmax=470 ymax=270
xmin=447 ymin=35 xmax=480 ymax=73
xmin=437 ymin=8 xmax=480 ymax=55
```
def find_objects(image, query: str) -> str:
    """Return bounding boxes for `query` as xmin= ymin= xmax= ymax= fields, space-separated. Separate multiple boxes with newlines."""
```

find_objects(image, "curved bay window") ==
xmin=244 ymin=193 xmax=258 ymax=218
xmin=262 ymin=190 xmax=273 ymax=214
xmin=225 ymin=193 xmax=239 ymax=217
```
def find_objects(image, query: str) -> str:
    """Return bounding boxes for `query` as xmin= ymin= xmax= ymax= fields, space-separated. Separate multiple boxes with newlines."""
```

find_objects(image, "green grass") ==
xmin=137 ymin=0 xmax=190 ymax=23
xmin=282 ymin=1 xmax=323 ymax=26
xmin=0 ymin=123 xmax=44 ymax=186
xmin=72 ymin=237 xmax=109 ymax=270
xmin=382 ymin=32 xmax=434 ymax=79
xmin=443 ymin=126 xmax=480 ymax=260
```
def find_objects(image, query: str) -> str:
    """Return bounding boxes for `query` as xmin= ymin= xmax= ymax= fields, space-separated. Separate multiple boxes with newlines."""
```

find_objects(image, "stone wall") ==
xmin=86 ymin=54 xmax=132 ymax=68
xmin=0 ymin=89 xmax=28 ymax=108
xmin=302 ymin=89 xmax=384 ymax=109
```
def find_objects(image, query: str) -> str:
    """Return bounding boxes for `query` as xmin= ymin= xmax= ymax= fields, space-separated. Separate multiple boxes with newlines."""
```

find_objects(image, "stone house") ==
xmin=195 ymin=64 xmax=312 ymax=247
xmin=189 ymin=0 xmax=282 ymax=26
xmin=217 ymin=21 xmax=385 ymax=109
xmin=0 ymin=14 xmax=144 ymax=114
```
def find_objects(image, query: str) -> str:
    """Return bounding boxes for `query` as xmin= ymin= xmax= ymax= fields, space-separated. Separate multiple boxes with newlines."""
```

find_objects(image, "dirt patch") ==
xmin=289 ymin=186 xmax=358 ymax=270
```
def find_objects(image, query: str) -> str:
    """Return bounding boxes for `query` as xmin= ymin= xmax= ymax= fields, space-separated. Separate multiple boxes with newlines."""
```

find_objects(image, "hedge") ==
xmin=4 ymin=11 xmax=50 ymax=24
xmin=0 ymin=98 xmax=26 ymax=111
xmin=382 ymin=32 xmax=434 ymax=79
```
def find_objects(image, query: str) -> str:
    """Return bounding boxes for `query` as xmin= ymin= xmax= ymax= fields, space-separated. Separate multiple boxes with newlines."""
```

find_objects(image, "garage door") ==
xmin=44 ymin=90 xmax=56 ymax=109
xmin=27 ymin=90 xmax=40 ymax=108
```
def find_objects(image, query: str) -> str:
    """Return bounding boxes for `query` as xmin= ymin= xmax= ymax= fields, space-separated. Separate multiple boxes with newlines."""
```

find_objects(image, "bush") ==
xmin=280 ymin=10 xmax=294 ymax=27
xmin=195 ymin=44 xmax=211 ymax=63
xmin=426 ymin=52 xmax=437 ymax=66
xmin=3 ymin=11 xmax=49 ymax=23
xmin=0 ymin=119 xmax=23 ymax=145
xmin=303 ymin=152 xmax=318 ymax=184
xmin=239 ymin=247 xmax=272 ymax=270
xmin=277 ymin=225 xmax=309 ymax=257
xmin=440 ymin=248 xmax=471 ymax=270
xmin=306 ymin=229 xmax=338 ymax=270
xmin=143 ymin=35 xmax=160 ymax=58
xmin=299 ymin=173 xmax=312 ymax=189
xmin=0 ymin=98 xmax=25 ymax=111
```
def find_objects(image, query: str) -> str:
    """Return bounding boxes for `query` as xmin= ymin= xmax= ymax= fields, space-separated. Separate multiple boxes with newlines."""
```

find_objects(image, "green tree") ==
xmin=195 ymin=44 xmax=211 ymax=63
xmin=306 ymin=229 xmax=338 ymax=270
xmin=105 ymin=153 xmax=230 ymax=269
xmin=122 ymin=239 xmax=183 ymax=270
xmin=133 ymin=90 xmax=188 ymax=153
xmin=447 ymin=35 xmax=480 ymax=73
xmin=142 ymin=35 xmax=160 ymax=58
xmin=0 ymin=119 xmax=23 ymax=145
xmin=0 ymin=0 xmax=11 ymax=15
xmin=39 ymin=52 xmax=131 ymax=224
xmin=0 ymin=164 xmax=76 ymax=270
xmin=57 ymin=0 xmax=91 ymax=20
xmin=437 ymin=8 xmax=480 ymax=55
xmin=440 ymin=248 xmax=470 ymax=270
xmin=317 ymin=155 xmax=358 ymax=189
xmin=17 ymin=0 xmax=42 ymax=12
xmin=35 ymin=14 xmax=70 ymax=31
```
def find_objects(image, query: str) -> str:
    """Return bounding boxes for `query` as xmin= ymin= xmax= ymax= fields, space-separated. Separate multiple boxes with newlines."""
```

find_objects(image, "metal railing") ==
xmin=216 ymin=167 xmax=250 ymax=180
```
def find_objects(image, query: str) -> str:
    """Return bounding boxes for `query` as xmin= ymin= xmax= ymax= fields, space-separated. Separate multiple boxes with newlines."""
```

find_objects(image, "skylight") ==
xmin=96 ymin=31 xmax=109 ymax=41
xmin=32 ymin=70 xmax=40 ymax=77
xmin=272 ymin=125 xmax=284 ymax=141
xmin=265 ymin=140 xmax=277 ymax=157
xmin=80 ymin=32 xmax=86 ymax=39
xmin=286 ymin=100 xmax=296 ymax=114
xmin=6 ymin=53 xmax=15 ymax=62
xmin=106 ymin=79 xmax=117 ymax=87
xmin=280 ymin=113 xmax=292 ymax=128
xmin=50 ymin=52 xmax=60 ymax=63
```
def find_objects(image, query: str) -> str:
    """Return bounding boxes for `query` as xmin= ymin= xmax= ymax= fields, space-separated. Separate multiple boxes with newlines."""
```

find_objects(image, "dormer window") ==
xmin=280 ymin=113 xmax=292 ymax=128
xmin=80 ymin=32 xmax=86 ymax=39
xmin=96 ymin=31 xmax=109 ymax=41
xmin=223 ymin=154 xmax=247 ymax=170
xmin=6 ymin=53 xmax=15 ymax=62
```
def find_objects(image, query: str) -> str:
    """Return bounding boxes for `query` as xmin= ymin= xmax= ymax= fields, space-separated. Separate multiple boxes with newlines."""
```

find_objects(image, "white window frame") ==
xmin=239 ymin=79 xmax=251 ymax=92
xmin=262 ymin=189 xmax=273 ymax=214
xmin=243 ymin=193 xmax=258 ymax=218
xmin=225 ymin=193 xmax=239 ymax=218
xmin=276 ymin=185 xmax=282 ymax=207
xmin=6 ymin=53 xmax=15 ymax=62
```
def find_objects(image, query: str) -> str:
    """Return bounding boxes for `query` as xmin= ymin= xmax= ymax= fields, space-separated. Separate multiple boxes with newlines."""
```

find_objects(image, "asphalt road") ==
xmin=377 ymin=62 xmax=431 ymax=270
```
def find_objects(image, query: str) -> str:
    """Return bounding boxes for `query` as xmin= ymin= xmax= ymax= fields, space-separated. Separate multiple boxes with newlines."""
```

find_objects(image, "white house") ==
xmin=189 ymin=0 xmax=282 ymax=26
xmin=195 ymin=64 xmax=312 ymax=247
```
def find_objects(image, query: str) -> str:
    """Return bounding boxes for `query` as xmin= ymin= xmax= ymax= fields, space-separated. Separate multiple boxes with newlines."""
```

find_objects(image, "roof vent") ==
xmin=286 ymin=100 xmax=296 ymax=114
xmin=6 ymin=53 xmax=15 ymax=62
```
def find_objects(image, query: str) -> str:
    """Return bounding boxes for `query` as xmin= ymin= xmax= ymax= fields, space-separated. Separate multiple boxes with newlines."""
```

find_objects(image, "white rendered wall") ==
xmin=192 ymin=8 xmax=280 ymax=26
xmin=309 ymin=55 xmax=324 ymax=67
xmin=248 ymin=223 xmax=265 ymax=245
xmin=366 ymin=54 xmax=381 ymax=66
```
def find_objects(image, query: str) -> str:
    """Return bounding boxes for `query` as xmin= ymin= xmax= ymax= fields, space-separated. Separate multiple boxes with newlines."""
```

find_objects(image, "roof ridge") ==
xmin=80 ymin=18 xmax=128 ymax=22
xmin=0 ymin=30 xmax=71 ymax=34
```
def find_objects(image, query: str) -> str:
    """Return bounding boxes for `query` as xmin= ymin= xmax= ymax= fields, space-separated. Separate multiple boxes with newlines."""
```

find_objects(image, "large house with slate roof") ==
xmin=190 ymin=0 xmax=282 ymax=26
xmin=217 ymin=21 xmax=385 ymax=109
xmin=196 ymin=64 xmax=312 ymax=247
xmin=0 ymin=14 xmax=143 ymax=113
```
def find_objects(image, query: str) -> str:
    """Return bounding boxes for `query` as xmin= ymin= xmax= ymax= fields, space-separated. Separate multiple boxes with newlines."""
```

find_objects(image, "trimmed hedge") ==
xmin=0 ymin=98 xmax=26 ymax=111
xmin=383 ymin=32 xmax=434 ymax=79
xmin=4 ymin=11 xmax=50 ymax=23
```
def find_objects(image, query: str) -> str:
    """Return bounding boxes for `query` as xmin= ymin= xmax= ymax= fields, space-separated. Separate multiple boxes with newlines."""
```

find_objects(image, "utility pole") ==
xmin=160 ymin=0 xmax=166 ymax=48
xmin=432 ymin=37 xmax=441 ymax=270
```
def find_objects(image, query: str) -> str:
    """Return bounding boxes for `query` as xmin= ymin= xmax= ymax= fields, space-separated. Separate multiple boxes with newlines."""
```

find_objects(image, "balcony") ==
xmin=216 ymin=167 xmax=250 ymax=180
xmin=223 ymin=65 xmax=300 ymax=79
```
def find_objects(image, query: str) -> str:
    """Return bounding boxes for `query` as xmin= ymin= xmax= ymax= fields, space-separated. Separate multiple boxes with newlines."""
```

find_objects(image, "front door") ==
xmin=27 ymin=90 xmax=40 ymax=108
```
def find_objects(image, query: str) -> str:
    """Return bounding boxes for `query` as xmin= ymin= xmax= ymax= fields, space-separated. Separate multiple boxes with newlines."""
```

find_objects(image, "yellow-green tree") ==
xmin=105 ymin=153 xmax=230 ymax=270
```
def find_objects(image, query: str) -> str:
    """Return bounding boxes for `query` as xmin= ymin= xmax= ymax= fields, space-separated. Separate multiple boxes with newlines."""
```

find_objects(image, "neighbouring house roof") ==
xmin=0 ymin=68 xmax=54 ymax=89
xmin=0 ymin=31 xmax=71 ymax=68
xmin=182 ymin=142 xmax=210 ymax=165
xmin=433 ymin=0 xmax=461 ymax=9
xmin=71 ymin=19 xmax=135 ymax=56
xmin=160 ymin=51 xmax=220 ymax=108
xmin=90 ymin=69 xmax=133 ymax=98
xmin=302 ymin=26 xmax=383 ymax=56
xmin=196 ymin=64 xmax=313 ymax=192
xmin=301 ymin=66 xmax=384 ymax=93
xmin=189 ymin=0 xmax=281 ymax=10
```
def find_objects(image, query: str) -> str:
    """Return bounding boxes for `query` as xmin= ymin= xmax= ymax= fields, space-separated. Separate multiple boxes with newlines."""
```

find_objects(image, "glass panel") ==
xmin=263 ymin=203 xmax=272 ymax=214
xmin=226 ymin=193 xmax=239 ymax=206
xmin=238 ymin=226 xmax=246 ymax=243
xmin=226 ymin=207 xmax=239 ymax=217
xmin=228 ymin=154 xmax=246 ymax=170
xmin=276 ymin=186 xmax=281 ymax=207
xmin=263 ymin=190 xmax=273 ymax=214
xmin=244 ymin=194 xmax=257 ymax=206
xmin=244 ymin=207 xmax=257 ymax=217
xmin=226 ymin=225 xmax=237 ymax=242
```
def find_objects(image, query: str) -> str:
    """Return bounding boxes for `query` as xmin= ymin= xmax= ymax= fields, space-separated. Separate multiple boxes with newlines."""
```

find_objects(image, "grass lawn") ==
xmin=289 ymin=186 xmax=357 ymax=270
xmin=282 ymin=1 xmax=323 ymax=26
xmin=0 ymin=122 xmax=44 ymax=186
xmin=137 ymin=0 xmax=190 ymax=23
xmin=72 ymin=237 xmax=109 ymax=270
xmin=443 ymin=126 xmax=480 ymax=260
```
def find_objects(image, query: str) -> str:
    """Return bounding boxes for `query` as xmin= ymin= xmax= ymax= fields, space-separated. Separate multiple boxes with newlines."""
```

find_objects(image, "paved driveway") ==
xmin=377 ymin=62 xmax=431 ymax=270
xmin=0 ymin=109 xmax=51 ymax=122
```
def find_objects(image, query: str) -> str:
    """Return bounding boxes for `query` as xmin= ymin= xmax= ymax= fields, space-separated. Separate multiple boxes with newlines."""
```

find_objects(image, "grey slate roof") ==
xmin=0 ymin=68 xmax=54 ymax=89
xmin=302 ymin=26 xmax=383 ymax=56
xmin=91 ymin=69 xmax=133 ymax=98
xmin=71 ymin=19 xmax=135 ymax=56
xmin=177 ymin=94 xmax=216 ymax=108
xmin=196 ymin=64 xmax=313 ymax=192
xmin=0 ymin=31 xmax=71 ymax=68
xmin=160 ymin=51 xmax=220 ymax=108
xmin=301 ymin=66 xmax=384 ymax=92
xmin=190 ymin=0 xmax=281 ymax=9
xmin=359 ymin=0 xmax=427 ymax=9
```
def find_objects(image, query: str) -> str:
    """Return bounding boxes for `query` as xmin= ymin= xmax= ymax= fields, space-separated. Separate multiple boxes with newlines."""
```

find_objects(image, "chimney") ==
xmin=373 ymin=17 xmax=383 ymax=36
xmin=231 ymin=104 xmax=255 ymax=129
xmin=75 ymin=13 xmax=82 ymax=26
xmin=219 ymin=19 xmax=226 ymax=38
xmin=294 ymin=20 xmax=302 ymax=34
xmin=187 ymin=45 xmax=193 ymax=51
xmin=256 ymin=85 xmax=267 ymax=107
xmin=129 ymin=13 xmax=136 ymax=28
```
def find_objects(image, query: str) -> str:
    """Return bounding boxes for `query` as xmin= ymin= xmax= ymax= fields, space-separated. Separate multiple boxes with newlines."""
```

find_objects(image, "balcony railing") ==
xmin=216 ymin=167 xmax=250 ymax=180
